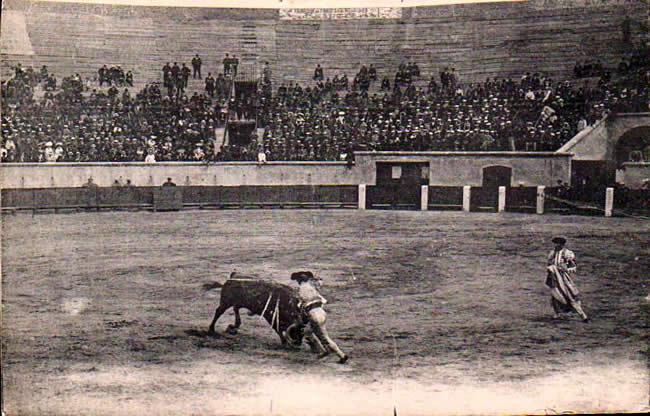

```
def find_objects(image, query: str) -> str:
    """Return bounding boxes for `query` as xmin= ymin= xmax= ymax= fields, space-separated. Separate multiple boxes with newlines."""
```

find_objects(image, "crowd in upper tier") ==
xmin=1 ymin=45 xmax=648 ymax=163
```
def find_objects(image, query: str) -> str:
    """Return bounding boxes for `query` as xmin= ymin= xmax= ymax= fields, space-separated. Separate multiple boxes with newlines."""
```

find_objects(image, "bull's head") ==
xmin=281 ymin=292 xmax=305 ymax=347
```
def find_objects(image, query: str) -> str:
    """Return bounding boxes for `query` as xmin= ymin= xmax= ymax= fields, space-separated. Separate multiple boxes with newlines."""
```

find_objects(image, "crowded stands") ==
xmin=1 ymin=72 xmax=221 ymax=162
xmin=1 ymin=44 xmax=648 ymax=163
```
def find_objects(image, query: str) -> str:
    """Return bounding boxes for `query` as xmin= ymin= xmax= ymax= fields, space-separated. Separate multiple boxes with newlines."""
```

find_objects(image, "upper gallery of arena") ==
xmin=1 ymin=0 xmax=647 ymax=162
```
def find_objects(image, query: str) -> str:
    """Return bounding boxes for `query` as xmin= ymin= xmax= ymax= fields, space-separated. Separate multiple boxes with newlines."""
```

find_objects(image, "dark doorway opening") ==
xmin=367 ymin=162 xmax=429 ymax=209
xmin=480 ymin=165 xmax=512 ymax=209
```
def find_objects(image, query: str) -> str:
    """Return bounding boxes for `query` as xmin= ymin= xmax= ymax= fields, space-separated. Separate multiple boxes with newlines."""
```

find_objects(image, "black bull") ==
xmin=205 ymin=273 xmax=304 ymax=346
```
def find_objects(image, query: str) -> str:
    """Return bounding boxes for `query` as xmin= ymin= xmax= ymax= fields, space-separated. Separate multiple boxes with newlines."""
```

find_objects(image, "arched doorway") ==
xmin=614 ymin=126 xmax=650 ymax=183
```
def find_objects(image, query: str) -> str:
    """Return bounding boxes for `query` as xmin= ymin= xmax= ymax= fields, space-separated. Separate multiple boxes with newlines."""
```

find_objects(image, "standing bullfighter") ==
xmin=545 ymin=237 xmax=590 ymax=322
xmin=291 ymin=271 xmax=348 ymax=364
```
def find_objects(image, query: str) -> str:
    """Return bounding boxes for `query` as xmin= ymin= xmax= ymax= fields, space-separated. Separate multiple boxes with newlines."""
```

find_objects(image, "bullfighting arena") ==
xmin=2 ymin=210 xmax=648 ymax=416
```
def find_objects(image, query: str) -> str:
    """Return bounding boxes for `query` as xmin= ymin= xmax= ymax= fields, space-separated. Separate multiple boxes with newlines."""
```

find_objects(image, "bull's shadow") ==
xmin=184 ymin=327 xmax=307 ymax=354
xmin=185 ymin=328 xmax=224 ymax=338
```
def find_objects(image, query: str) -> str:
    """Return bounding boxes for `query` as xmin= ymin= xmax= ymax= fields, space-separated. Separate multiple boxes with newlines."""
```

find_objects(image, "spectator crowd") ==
xmin=2 ymin=75 xmax=220 ymax=163
xmin=1 ymin=44 xmax=648 ymax=163
xmin=98 ymin=65 xmax=133 ymax=87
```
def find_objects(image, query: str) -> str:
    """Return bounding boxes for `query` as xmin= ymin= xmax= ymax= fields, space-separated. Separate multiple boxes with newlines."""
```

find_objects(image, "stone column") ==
xmin=498 ymin=186 xmax=506 ymax=213
xmin=421 ymin=185 xmax=428 ymax=211
xmin=358 ymin=184 xmax=366 ymax=210
xmin=536 ymin=186 xmax=545 ymax=215
xmin=462 ymin=186 xmax=471 ymax=212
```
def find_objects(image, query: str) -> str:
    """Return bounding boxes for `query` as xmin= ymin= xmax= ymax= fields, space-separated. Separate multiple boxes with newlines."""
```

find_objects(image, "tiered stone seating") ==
xmin=1 ymin=1 xmax=278 ymax=89
xmin=0 ymin=0 xmax=644 ymax=89
xmin=273 ymin=2 xmax=641 ymax=86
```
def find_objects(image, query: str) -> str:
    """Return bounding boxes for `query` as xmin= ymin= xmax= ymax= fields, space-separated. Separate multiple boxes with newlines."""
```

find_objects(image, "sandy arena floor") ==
xmin=2 ymin=210 xmax=648 ymax=415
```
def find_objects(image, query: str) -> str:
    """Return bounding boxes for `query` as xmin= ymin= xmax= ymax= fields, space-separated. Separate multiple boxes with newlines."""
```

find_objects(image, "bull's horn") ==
xmin=202 ymin=281 xmax=223 ymax=291
xmin=285 ymin=323 xmax=303 ymax=346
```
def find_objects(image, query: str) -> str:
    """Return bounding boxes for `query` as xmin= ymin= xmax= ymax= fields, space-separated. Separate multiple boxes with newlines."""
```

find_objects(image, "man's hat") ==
xmin=552 ymin=237 xmax=567 ymax=245
xmin=291 ymin=271 xmax=314 ymax=282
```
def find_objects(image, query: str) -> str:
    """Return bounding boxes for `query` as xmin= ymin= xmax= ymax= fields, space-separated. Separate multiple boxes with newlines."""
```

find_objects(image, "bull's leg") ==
xmin=226 ymin=307 xmax=242 ymax=335
xmin=208 ymin=303 xmax=230 ymax=333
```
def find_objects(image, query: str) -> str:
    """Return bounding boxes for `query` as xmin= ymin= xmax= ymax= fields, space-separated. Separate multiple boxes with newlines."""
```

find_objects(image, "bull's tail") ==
xmin=204 ymin=272 xmax=241 ymax=291
xmin=202 ymin=281 xmax=223 ymax=291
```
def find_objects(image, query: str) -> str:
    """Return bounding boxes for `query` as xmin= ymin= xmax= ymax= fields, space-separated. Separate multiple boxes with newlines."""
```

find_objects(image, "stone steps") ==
xmin=1 ymin=1 xmax=643 ymax=89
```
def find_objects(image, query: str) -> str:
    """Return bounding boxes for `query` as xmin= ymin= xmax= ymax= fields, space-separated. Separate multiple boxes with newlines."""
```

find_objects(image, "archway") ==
xmin=614 ymin=126 xmax=650 ymax=166
xmin=614 ymin=126 xmax=650 ymax=183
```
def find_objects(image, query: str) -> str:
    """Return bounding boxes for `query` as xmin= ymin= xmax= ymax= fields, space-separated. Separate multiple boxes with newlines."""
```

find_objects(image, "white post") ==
xmin=605 ymin=187 xmax=614 ymax=217
xmin=358 ymin=184 xmax=366 ymax=210
xmin=462 ymin=186 xmax=471 ymax=212
xmin=421 ymin=185 xmax=428 ymax=211
xmin=536 ymin=186 xmax=545 ymax=215
xmin=498 ymin=186 xmax=506 ymax=213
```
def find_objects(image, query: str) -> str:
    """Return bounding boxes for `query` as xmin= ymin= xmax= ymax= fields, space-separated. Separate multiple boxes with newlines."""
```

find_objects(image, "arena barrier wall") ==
xmin=0 ymin=161 xmax=361 ymax=189
xmin=0 ymin=185 xmax=359 ymax=212
xmin=0 ymin=154 xmax=574 ymax=212
xmin=365 ymin=185 xmax=539 ymax=212
xmin=0 ymin=154 xmax=570 ymax=190
xmin=505 ymin=186 xmax=538 ymax=213
xmin=354 ymin=152 xmax=572 ymax=187
xmin=428 ymin=186 xmax=464 ymax=210
xmin=612 ymin=189 xmax=648 ymax=213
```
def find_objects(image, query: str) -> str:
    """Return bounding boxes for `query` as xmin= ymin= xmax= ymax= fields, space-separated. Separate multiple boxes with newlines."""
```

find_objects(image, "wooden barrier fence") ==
xmin=3 ymin=185 xmax=646 ymax=217
xmin=1 ymin=185 xmax=359 ymax=214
